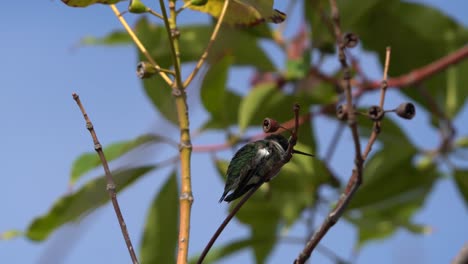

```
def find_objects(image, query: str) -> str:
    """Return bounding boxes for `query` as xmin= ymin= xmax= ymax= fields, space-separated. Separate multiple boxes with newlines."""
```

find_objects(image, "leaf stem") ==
xmin=109 ymin=4 xmax=172 ymax=86
xmin=183 ymin=0 xmax=230 ymax=88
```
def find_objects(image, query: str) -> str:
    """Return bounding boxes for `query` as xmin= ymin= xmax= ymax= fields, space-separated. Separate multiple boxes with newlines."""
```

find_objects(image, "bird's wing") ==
xmin=222 ymin=141 xmax=271 ymax=200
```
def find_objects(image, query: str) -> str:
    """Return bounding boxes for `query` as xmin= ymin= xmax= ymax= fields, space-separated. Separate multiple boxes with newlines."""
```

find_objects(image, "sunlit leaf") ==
xmin=26 ymin=166 xmax=155 ymax=241
xmin=184 ymin=0 xmax=286 ymax=26
xmin=70 ymin=134 xmax=162 ymax=184
xmin=140 ymin=171 xmax=179 ymax=264
xmin=61 ymin=0 xmax=124 ymax=7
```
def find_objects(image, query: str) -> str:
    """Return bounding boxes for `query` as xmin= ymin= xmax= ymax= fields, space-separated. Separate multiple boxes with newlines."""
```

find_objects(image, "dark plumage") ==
xmin=219 ymin=134 xmax=289 ymax=203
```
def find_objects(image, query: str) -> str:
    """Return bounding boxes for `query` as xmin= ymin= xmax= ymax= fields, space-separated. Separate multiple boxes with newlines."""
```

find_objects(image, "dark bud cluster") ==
xmin=337 ymin=102 xmax=416 ymax=122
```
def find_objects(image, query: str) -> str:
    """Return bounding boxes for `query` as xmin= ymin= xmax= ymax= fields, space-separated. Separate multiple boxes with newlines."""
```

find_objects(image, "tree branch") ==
xmin=72 ymin=93 xmax=139 ymax=264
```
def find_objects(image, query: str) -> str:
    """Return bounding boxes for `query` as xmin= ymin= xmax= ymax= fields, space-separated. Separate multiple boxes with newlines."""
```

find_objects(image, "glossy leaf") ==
xmin=200 ymin=55 xmax=242 ymax=129
xmin=70 ymin=134 xmax=162 ymax=184
xmin=184 ymin=0 xmax=286 ymax=26
xmin=61 ymin=0 xmax=123 ymax=7
xmin=26 ymin=166 xmax=155 ymax=241
xmin=454 ymin=170 xmax=468 ymax=208
xmin=140 ymin=171 xmax=179 ymax=264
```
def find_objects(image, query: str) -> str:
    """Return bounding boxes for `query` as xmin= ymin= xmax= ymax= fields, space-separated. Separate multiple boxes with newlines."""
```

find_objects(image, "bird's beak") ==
xmin=293 ymin=149 xmax=314 ymax=157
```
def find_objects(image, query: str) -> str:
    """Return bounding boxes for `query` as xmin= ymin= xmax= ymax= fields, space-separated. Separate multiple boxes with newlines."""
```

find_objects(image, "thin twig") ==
xmin=72 ymin=93 xmax=139 ymax=264
xmin=308 ymin=45 xmax=468 ymax=92
xmin=193 ymin=112 xmax=312 ymax=152
xmin=378 ymin=47 xmax=391 ymax=108
xmin=183 ymin=0 xmax=230 ymax=88
xmin=109 ymin=4 xmax=172 ymax=86
xmin=294 ymin=0 xmax=367 ymax=261
xmin=197 ymin=105 xmax=302 ymax=264
xmin=294 ymin=43 xmax=393 ymax=264
xmin=363 ymin=48 xmax=391 ymax=156
xmin=147 ymin=8 xmax=164 ymax=19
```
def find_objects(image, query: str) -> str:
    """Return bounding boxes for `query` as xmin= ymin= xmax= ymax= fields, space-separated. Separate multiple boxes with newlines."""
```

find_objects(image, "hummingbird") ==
xmin=219 ymin=134 xmax=313 ymax=203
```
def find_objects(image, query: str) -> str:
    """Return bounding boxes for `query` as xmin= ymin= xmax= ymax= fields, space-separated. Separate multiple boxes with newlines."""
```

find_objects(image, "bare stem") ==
xmin=72 ymin=93 xmax=139 ymax=264
xmin=294 ymin=0 xmax=367 ymax=261
xmin=294 ymin=42 xmax=393 ymax=264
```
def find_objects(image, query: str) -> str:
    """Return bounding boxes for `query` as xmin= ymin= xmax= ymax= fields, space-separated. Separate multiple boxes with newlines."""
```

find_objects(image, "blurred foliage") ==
xmin=17 ymin=0 xmax=468 ymax=263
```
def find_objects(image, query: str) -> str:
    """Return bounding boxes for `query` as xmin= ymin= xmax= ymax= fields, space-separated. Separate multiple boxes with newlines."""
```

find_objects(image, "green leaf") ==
xmin=183 ymin=0 xmax=286 ymax=26
xmin=140 ymin=171 xmax=179 ymax=264
xmin=80 ymin=31 xmax=132 ymax=46
xmin=188 ymin=239 xmax=253 ymax=264
xmin=454 ymin=170 xmax=468 ymax=209
xmin=346 ymin=146 xmax=438 ymax=246
xmin=238 ymin=82 xmax=313 ymax=133
xmin=339 ymin=0 xmax=468 ymax=117
xmin=70 ymin=134 xmax=162 ymax=184
xmin=200 ymin=55 xmax=242 ymax=129
xmin=359 ymin=115 xmax=415 ymax=149
xmin=134 ymin=18 xmax=275 ymax=71
xmin=141 ymin=75 xmax=179 ymax=124
xmin=26 ymin=166 xmax=155 ymax=241
xmin=304 ymin=0 xmax=336 ymax=54
xmin=61 ymin=0 xmax=124 ymax=7
xmin=455 ymin=136 xmax=468 ymax=148
xmin=1 ymin=230 xmax=23 ymax=240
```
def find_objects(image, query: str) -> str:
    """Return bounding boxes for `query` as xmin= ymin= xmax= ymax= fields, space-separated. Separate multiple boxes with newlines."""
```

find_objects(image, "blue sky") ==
xmin=0 ymin=1 xmax=467 ymax=263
